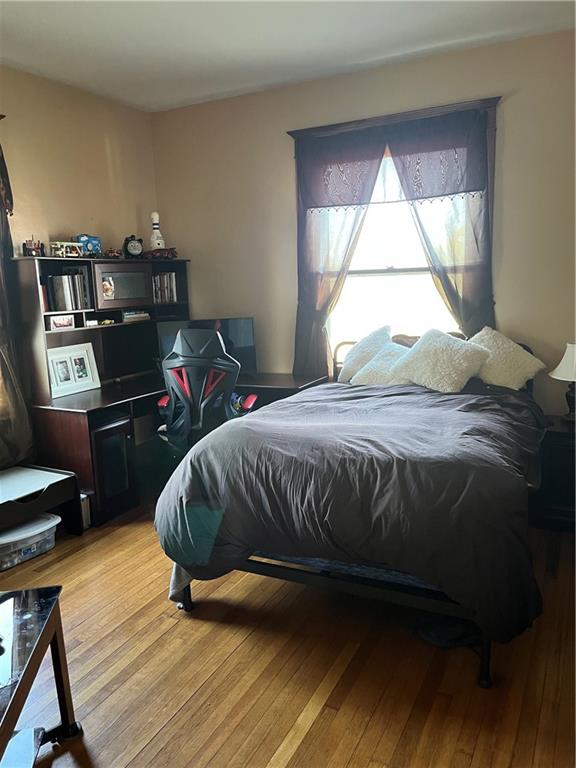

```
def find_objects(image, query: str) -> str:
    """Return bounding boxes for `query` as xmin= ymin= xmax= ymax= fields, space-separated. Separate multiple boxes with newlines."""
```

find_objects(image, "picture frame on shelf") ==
xmin=48 ymin=314 xmax=75 ymax=331
xmin=47 ymin=342 xmax=101 ymax=398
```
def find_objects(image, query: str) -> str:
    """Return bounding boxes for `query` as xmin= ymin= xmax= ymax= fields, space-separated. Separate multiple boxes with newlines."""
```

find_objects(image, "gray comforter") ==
xmin=155 ymin=381 xmax=545 ymax=641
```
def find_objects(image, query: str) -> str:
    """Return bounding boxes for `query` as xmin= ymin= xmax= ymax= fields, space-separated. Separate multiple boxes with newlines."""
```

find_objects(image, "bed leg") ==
xmin=177 ymin=584 xmax=194 ymax=612
xmin=477 ymin=636 xmax=492 ymax=689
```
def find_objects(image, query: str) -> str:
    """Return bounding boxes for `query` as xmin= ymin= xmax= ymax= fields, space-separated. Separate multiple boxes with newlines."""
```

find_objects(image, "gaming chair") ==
xmin=158 ymin=328 xmax=257 ymax=448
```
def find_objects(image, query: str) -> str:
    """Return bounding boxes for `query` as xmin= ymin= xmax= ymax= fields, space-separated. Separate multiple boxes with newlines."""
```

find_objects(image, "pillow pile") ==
xmin=350 ymin=342 xmax=409 ymax=386
xmin=338 ymin=325 xmax=391 ymax=383
xmin=386 ymin=329 xmax=490 ymax=393
xmin=469 ymin=327 xmax=545 ymax=390
xmin=339 ymin=325 xmax=544 ymax=394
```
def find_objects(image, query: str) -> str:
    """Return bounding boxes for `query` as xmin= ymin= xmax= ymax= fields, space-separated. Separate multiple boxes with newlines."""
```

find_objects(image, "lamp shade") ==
xmin=549 ymin=343 xmax=576 ymax=382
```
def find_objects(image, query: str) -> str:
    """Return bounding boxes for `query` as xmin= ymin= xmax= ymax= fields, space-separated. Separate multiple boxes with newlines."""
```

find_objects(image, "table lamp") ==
xmin=549 ymin=342 xmax=576 ymax=422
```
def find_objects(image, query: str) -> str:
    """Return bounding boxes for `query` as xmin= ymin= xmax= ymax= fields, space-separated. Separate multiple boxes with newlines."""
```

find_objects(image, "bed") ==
xmin=155 ymin=344 xmax=545 ymax=688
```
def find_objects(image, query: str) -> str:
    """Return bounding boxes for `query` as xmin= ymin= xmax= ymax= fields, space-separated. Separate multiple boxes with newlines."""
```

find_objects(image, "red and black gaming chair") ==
xmin=158 ymin=328 xmax=256 ymax=447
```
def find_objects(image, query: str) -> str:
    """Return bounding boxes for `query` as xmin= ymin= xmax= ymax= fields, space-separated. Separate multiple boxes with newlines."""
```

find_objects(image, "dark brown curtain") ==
xmin=0 ymin=143 xmax=33 ymax=469
xmin=289 ymin=99 xmax=498 ymax=375
xmin=291 ymin=130 xmax=387 ymax=376
xmin=387 ymin=107 xmax=497 ymax=335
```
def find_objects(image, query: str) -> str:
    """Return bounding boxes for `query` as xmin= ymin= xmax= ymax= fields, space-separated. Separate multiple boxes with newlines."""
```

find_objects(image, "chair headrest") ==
xmin=172 ymin=329 xmax=227 ymax=358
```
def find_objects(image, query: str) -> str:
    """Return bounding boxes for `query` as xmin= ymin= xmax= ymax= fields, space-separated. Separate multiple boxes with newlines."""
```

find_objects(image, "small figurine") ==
xmin=122 ymin=235 xmax=144 ymax=259
xmin=104 ymin=248 xmax=123 ymax=259
xmin=22 ymin=236 xmax=45 ymax=258
xmin=150 ymin=211 xmax=165 ymax=250
xmin=141 ymin=247 xmax=177 ymax=260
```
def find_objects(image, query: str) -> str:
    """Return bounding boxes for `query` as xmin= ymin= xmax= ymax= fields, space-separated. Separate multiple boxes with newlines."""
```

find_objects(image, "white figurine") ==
xmin=150 ymin=211 xmax=165 ymax=250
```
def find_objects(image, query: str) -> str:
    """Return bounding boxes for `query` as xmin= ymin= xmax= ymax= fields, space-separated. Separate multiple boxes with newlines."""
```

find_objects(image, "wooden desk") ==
xmin=34 ymin=371 xmax=166 ymax=414
xmin=236 ymin=373 xmax=329 ymax=407
xmin=33 ymin=374 xmax=166 ymax=526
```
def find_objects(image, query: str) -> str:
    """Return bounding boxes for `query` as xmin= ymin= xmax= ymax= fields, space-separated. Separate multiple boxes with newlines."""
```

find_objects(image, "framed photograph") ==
xmin=93 ymin=262 xmax=153 ymax=310
xmin=47 ymin=343 xmax=101 ymax=398
xmin=49 ymin=314 xmax=75 ymax=331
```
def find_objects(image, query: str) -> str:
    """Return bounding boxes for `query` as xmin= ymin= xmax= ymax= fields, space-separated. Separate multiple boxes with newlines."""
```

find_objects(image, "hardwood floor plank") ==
xmin=347 ymin=633 xmax=435 ymax=767
xmin=265 ymin=641 xmax=359 ymax=768
xmin=288 ymin=630 xmax=386 ymax=768
xmin=387 ymin=649 xmax=448 ymax=768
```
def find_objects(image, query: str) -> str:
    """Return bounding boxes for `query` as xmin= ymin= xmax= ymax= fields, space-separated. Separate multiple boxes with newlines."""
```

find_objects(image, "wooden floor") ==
xmin=3 ymin=507 xmax=573 ymax=768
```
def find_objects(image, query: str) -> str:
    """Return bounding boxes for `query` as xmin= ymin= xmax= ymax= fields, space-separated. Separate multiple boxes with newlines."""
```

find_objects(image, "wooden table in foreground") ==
xmin=0 ymin=587 xmax=82 ymax=767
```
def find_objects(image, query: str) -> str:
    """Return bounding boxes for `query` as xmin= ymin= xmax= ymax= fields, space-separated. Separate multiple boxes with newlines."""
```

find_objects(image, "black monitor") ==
xmin=157 ymin=317 xmax=257 ymax=374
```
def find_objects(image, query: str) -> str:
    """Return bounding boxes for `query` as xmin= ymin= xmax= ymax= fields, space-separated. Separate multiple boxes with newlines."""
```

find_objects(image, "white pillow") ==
xmin=388 ymin=329 xmax=490 ymax=393
xmin=468 ymin=327 xmax=545 ymax=390
xmin=350 ymin=342 xmax=410 ymax=386
xmin=338 ymin=325 xmax=391 ymax=383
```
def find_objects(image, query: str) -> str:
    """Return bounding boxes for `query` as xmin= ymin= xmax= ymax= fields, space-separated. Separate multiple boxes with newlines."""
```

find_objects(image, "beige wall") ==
xmin=151 ymin=31 xmax=575 ymax=413
xmin=0 ymin=67 xmax=157 ymax=254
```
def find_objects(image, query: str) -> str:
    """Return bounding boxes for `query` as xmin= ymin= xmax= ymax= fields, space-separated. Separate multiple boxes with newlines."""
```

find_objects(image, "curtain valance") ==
xmin=293 ymin=103 xmax=496 ymax=210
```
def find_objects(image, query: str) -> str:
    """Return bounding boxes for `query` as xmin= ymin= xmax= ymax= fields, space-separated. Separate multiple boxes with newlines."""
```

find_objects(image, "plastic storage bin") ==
xmin=0 ymin=513 xmax=61 ymax=571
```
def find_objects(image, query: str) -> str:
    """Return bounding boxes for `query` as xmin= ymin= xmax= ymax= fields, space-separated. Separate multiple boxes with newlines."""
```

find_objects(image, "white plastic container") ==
xmin=0 ymin=513 xmax=61 ymax=571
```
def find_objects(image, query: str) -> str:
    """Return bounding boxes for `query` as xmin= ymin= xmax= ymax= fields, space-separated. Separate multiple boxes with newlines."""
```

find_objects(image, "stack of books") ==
xmin=122 ymin=310 xmax=151 ymax=323
xmin=153 ymin=272 xmax=178 ymax=303
xmin=46 ymin=268 xmax=91 ymax=310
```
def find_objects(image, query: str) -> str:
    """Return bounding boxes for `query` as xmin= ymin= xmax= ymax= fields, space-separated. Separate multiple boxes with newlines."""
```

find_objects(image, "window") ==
xmin=327 ymin=152 xmax=459 ymax=352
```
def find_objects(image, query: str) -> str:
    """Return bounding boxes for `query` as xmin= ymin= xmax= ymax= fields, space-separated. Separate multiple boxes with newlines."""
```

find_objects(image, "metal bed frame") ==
xmin=177 ymin=336 xmax=539 ymax=689
xmin=177 ymin=557 xmax=493 ymax=688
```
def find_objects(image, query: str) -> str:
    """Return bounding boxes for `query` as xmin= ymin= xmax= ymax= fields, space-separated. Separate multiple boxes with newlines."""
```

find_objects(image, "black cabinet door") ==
xmin=533 ymin=421 xmax=575 ymax=528
xmin=91 ymin=417 xmax=139 ymax=524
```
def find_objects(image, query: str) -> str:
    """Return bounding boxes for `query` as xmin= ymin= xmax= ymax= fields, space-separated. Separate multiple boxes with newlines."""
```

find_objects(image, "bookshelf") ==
xmin=11 ymin=256 xmax=190 ymax=405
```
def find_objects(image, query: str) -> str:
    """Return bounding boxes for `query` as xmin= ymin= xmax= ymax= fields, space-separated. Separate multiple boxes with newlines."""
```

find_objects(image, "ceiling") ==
xmin=1 ymin=1 xmax=573 ymax=111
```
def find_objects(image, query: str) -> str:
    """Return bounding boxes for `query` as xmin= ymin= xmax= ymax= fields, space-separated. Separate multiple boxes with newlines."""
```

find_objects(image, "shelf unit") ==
xmin=9 ymin=256 xmax=191 ymax=526
xmin=10 ymin=256 xmax=190 ymax=405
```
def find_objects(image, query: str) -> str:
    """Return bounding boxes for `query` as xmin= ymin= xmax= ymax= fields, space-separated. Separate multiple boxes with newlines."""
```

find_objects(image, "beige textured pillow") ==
xmin=388 ymin=329 xmax=490 ymax=393
xmin=338 ymin=325 xmax=391 ymax=383
xmin=469 ymin=327 xmax=545 ymax=389
xmin=350 ymin=342 xmax=410 ymax=386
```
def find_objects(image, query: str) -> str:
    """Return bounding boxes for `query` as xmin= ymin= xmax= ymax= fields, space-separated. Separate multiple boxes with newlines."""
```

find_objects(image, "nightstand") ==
xmin=235 ymin=373 xmax=329 ymax=409
xmin=531 ymin=416 xmax=575 ymax=528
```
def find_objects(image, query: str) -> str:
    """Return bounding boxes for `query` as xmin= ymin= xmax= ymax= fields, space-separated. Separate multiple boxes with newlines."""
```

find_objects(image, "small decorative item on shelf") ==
xmin=50 ymin=241 xmax=84 ymax=259
xmin=122 ymin=310 xmax=151 ymax=323
xmin=47 ymin=342 xmax=101 ymax=398
xmin=104 ymin=248 xmax=123 ymax=259
xmin=48 ymin=314 xmax=75 ymax=331
xmin=150 ymin=211 xmax=166 ymax=250
xmin=72 ymin=234 xmax=101 ymax=256
xmin=549 ymin=343 xmax=576 ymax=422
xmin=101 ymin=274 xmax=115 ymax=300
xmin=123 ymin=234 xmax=144 ymax=259
xmin=22 ymin=236 xmax=45 ymax=258
xmin=142 ymin=247 xmax=178 ymax=260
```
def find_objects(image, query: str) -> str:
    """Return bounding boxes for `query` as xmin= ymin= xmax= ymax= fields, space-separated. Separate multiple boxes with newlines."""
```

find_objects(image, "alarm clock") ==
xmin=123 ymin=235 xmax=144 ymax=259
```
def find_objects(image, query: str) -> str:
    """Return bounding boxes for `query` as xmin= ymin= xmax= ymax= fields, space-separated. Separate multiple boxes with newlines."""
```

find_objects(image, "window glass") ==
xmin=327 ymin=153 xmax=459 ymax=351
